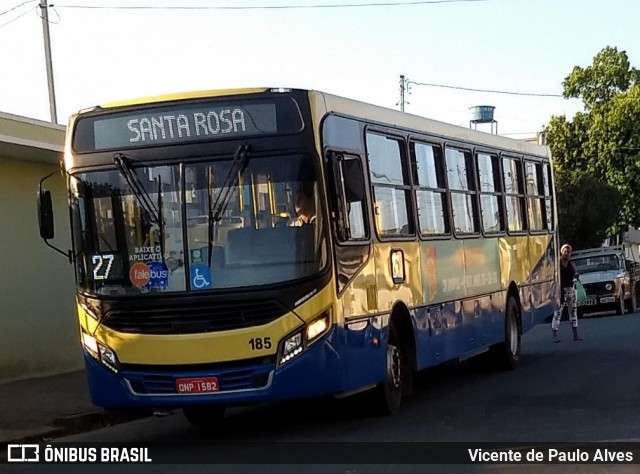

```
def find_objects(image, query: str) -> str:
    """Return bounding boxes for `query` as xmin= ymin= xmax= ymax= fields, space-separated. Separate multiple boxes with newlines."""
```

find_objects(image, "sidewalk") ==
xmin=0 ymin=370 xmax=147 ymax=445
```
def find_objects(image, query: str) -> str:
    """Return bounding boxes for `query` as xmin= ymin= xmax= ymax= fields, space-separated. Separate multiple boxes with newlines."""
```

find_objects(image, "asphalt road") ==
xmin=4 ymin=311 xmax=640 ymax=473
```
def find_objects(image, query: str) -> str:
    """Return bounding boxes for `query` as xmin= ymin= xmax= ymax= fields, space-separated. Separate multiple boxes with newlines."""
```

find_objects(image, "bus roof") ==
xmin=98 ymin=88 xmax=270 ymax=109
xmin=311 ymin=90 xmax=550 ymax=158
xmin=86 ymin=87 xmax=548 ymax=158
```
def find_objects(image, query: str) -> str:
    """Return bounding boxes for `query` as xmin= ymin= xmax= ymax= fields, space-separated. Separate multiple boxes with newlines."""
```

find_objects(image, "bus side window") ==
xmin=342 ymin=159 xmax=367 ymax=239
xmin=333 ymin=155 xmax=368 ymax=241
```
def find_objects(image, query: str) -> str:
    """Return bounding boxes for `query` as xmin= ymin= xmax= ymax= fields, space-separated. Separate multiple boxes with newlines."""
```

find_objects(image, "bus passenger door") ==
xmin=328 ymin=151 xmax=384 ymax=391
xmin=328 ymin=152 xmax=372 ymax=296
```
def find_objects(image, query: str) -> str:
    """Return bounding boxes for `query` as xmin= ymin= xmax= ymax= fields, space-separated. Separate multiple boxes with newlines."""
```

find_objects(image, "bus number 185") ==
xmin=248 ymin=337 xmax=272 ymax=350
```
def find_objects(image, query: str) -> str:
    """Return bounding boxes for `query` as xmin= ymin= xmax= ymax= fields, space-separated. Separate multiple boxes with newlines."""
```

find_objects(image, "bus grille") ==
xmin=123 ymin=359 xmax=274 ymax=395
xmin=104 ymin=300 xmax=286 ymax=335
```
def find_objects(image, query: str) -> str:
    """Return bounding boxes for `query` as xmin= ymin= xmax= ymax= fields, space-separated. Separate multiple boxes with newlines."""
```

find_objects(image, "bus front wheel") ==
xmin=182 ymin=405 xmax=226 ymax=426
xmin=369 ymin=322 xmax=403 ymax=415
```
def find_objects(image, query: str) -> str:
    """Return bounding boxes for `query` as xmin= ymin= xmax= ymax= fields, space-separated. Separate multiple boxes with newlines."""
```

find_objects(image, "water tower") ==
xmin=469 ymin=105 xmax=497 ymax=134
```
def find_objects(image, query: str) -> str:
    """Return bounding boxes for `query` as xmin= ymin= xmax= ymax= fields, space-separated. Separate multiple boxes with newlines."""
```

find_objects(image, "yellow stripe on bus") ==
xmin=101 ymin=88 xmax=268 ymax=109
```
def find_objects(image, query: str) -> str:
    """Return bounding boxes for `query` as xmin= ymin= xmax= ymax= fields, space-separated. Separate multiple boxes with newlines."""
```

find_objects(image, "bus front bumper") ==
xmin=84 ymin=327 xmax=348 ymax=410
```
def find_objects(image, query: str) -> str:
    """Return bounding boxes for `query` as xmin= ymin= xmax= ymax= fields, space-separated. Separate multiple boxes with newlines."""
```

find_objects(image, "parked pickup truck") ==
xmin=570 ymin=245 xmax=640 ymax=317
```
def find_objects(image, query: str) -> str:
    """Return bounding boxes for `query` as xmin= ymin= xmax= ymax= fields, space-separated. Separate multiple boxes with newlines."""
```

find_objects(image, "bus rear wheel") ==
xmin=182 ymin=405 xmax=226 ymax=426
xmin=369 ymin=322 xmax=403 ymax=415
xmin=490 ymin=296 xmax=521 ymax=370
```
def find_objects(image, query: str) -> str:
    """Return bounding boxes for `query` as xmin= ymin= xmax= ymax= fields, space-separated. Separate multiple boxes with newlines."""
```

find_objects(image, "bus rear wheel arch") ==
xmin=492 ymin=293 xmax=522 ymax=370
xmin=468 ymin=292 xmax=521 ymax=372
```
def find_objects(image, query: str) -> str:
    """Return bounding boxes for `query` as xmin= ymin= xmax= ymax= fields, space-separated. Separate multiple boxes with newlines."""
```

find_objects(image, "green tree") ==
xmin=563 ymin=46 xmax=640 ymax=110
xmin=546 ymin=46 xmax=640 ymax=236
xmin=555 ymin=172 xmax=621 ymax=250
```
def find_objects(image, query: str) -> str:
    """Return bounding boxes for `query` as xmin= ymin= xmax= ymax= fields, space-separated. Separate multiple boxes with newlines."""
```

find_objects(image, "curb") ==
xmin=2 ymin=409 xmax=152 ymax=445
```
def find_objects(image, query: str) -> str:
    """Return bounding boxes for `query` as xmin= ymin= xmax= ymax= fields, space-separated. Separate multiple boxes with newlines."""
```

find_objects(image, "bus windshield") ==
xmin=70 ymin=152 xmax=326 ymax=295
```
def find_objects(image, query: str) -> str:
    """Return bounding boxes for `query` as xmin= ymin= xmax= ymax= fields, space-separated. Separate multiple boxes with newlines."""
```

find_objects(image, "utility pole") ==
xmin=398 ymin=75 xmax=410 ymax=112
xmin=39 ymin=0 xmax=58 ymax=124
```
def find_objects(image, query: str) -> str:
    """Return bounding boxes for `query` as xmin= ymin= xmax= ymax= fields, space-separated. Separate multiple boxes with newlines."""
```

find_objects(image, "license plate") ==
xmin=600 ymin=297 xmax=615 ymax=304
xmin=175 ymin=377 xmax=219 ymax=394
xmin=580 ymin=297 xmax=597 ymax=306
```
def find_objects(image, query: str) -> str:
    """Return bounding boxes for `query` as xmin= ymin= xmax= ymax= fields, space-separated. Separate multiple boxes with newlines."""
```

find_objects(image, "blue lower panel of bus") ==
xmin=84 ymin=323 xmax=387 ymax=410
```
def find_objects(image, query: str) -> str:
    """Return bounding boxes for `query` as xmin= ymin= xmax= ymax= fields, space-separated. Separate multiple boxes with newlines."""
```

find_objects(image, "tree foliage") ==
xmin=562 ymin=46 xmax=640 ymax=109
xmin=546 ymin=46 xmax=640 ymax=237
xmin=555 ymin=171 xmax=621 ymax=250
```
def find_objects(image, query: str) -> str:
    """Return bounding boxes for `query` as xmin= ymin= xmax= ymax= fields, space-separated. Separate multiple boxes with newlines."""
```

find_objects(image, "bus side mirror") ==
xmin=37 ymin=189 xmax=55 ymax=240
xmin=37 ymin=172 xmax=72 ymax=263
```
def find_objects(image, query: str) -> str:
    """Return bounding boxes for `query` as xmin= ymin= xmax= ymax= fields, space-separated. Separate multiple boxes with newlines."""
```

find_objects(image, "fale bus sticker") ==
xmin=129 ymin=261 xmax=169 ymax=289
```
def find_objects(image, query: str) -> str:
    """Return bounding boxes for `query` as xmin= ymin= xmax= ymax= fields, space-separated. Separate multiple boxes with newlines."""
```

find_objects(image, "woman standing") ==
xmin=552 ymin=244 xmax=583 ymax=342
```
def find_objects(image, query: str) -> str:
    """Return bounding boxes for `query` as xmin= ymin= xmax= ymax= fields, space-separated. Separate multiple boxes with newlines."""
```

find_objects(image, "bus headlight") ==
xmin=81 ymin=331 xmax=98 ymax=354
xmin=306 ymin=313 xmax=330 ymax=342
xmin=81 ymin=331 xmax=120 ymax=374
xmin=98 ymin=345 xmax=119 ymax=372
xmin=280 ymin=332 xmax=303 ymax=365
xmin=278 ymin=311 xmax=331 ymax=367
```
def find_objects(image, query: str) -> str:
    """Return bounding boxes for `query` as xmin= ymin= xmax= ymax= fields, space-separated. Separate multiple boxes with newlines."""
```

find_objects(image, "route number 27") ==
xmin=92 ymin=254 xmax=115 ymax=280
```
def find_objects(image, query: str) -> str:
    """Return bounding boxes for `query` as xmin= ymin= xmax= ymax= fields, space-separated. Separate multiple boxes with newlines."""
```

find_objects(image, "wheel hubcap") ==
xmin=508 ymin=313 xmax=518 ymax=355
xmin=389 ymin=345 xmax=401 ymax=388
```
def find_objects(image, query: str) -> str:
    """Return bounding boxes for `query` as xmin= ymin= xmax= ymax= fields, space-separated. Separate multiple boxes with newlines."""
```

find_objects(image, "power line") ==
xmin=55 ymin=0 xmax=489 ymax=10
xmin=0 ymin=3 xmax=33 ymax=28
xmin=0 ymin=0 xmax=35 ymax=17
xmin=408 ymin=80 xmax=564 ymax=98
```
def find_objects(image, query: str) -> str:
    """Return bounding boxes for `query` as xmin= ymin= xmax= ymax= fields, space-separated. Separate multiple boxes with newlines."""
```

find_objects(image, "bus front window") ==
xmin=184 ymin=153 xmax=325 ymax=289
xmin=70 ymin=153 xmax=326 ymax=295
xmin=71 ymin=164 xmax=186 ymax=295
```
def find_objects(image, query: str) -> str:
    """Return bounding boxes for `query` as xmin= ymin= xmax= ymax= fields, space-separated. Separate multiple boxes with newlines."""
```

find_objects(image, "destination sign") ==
xmin=72 ymin=97 xmax=303 ymax=152
xmin=92 ymin=103 xmax=275 ymax=150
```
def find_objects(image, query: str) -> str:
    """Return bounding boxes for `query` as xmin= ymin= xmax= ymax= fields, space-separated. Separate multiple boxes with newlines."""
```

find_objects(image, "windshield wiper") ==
xmin=207 ymin=143 xmax=251 ymax=266
xmin=212 ymin=144 xmax=251 ymax=222
xmin=207 ymin=165 xmax=215 ymax=268
xmin=113 ymin=153 xmax=161 ymax=225
xmin=157 ymin=174 xmax=166 ymax=265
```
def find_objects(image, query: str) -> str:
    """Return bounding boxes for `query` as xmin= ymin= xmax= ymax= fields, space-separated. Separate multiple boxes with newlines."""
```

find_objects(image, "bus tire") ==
xmin=182 ymin=405 xmax=226 ymax=426
xmin=491 ymin=296 xmax=521 ymax=371
xmin=370 ymin=322 xmax=403 ymax=415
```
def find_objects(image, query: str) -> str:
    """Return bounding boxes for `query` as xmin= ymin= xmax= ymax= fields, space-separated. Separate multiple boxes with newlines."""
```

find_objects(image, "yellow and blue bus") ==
xmin=37 ymin=88 xmax=558 ymax=422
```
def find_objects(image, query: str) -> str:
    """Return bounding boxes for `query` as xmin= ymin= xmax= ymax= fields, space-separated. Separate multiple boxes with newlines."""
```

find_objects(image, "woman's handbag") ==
xmin=575 ymin=280 xmax=587 ymax=305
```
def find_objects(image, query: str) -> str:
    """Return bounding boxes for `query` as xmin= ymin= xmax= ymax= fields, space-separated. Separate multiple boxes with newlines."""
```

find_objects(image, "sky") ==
xmin=0 ymin=0 xmax=638 ymax=138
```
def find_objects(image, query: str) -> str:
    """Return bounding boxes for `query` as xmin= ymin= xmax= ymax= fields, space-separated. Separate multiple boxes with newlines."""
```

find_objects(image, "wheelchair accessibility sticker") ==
xmin=190 ymin=266 xmax=212 ymax=290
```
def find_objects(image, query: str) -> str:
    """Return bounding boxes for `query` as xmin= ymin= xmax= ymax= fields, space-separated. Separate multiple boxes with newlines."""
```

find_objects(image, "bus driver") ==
xmin=289 ymin=191 xmax=316 ymax=226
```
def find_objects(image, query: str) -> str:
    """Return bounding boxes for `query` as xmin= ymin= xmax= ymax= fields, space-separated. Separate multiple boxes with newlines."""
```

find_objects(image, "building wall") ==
xmin=0 ymin=155 xmax=81 ymax=383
